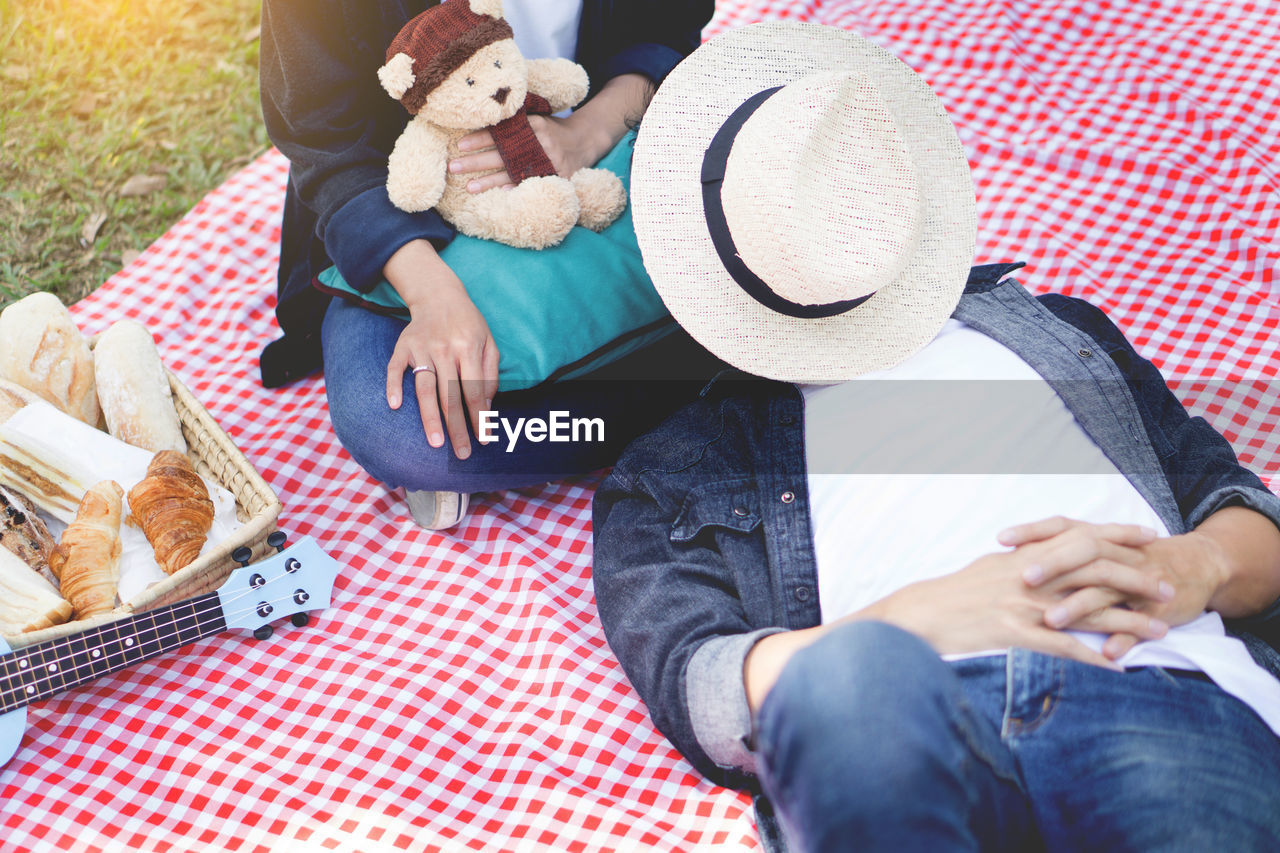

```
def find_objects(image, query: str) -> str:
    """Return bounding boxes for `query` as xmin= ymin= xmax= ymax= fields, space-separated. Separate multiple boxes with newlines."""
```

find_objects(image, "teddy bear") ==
xmin=377 ymin=0 xmax=627 ymax=250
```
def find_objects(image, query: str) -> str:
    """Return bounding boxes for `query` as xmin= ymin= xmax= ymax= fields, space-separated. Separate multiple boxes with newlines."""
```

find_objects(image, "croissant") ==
xmin=49 ymin=480 xmax=123 ymax=619
xmin=127 ymin=450 xmax=214 ymax=575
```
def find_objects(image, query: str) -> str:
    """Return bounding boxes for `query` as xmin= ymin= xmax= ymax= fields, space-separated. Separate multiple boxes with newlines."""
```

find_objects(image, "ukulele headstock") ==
xmin=218 ymin=535 xmax=340 ymax=639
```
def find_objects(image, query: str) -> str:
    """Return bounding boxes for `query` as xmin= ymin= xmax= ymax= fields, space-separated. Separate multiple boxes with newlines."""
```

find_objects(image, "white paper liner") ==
xmin=0 ymin=402 xmax=243 ymax=605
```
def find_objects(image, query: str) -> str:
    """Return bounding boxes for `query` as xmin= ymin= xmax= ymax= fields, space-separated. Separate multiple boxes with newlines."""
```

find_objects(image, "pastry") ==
xmin=93 ymin=320 xmax=187 ymax=453
xmin=0 ymin=546 xmax=73 ymax=635
xmin=0 ymin=484 xmax=58 ymax=586
xmin=0 ymin=292 xmax=99 ymax=426
xmin=127 ymin=450 xmax=214 ymax=575
xmin=49 ymin=480 xmax=124 ymax=619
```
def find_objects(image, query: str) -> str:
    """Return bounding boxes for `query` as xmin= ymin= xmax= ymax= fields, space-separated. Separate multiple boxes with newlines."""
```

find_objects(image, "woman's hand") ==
xmin=383 ymin=240 xmax=499 ymax=459
xmin=450 ymin=114 xmax=593 ymax=192
xmin=448 ymin=73 xmax=653 ymax=192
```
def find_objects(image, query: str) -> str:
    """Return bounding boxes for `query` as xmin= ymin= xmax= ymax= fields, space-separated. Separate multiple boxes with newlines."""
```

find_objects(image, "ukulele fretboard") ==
xmin=0 ymin=593 xmax=227 ymax=714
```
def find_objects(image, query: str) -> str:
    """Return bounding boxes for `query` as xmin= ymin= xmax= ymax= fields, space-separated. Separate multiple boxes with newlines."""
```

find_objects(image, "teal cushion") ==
xmin=315 ymin=130 xmax=674 ymax=392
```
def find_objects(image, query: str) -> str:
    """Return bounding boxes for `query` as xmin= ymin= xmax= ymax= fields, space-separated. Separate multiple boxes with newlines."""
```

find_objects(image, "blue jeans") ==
xmin=321 ymin=298 xmax=722 ymax=493
xmin=756 ymin=621 xmax=1280 ymax=852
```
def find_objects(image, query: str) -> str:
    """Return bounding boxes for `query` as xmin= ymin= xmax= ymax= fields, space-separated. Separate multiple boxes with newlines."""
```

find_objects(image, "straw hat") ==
xmin=631 ymin=22 xmax=976 ymax=382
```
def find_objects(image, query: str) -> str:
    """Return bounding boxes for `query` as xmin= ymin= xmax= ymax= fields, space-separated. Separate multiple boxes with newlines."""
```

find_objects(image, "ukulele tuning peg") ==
xmin=253 ymin=625 xmax=274 ymax=641
xmin=267 ymin=531 xmax=288 ymax=553
xmin=291 ymin=613 xmax=310 ymax=628
xmin=232 ymin=546 xmax=253 ymax=567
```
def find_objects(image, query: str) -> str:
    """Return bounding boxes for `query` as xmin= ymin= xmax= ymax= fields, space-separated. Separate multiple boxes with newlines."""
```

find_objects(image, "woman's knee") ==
xmin=321 ymin=301 xmax=450 ymax=489
xmin=326 ymin=387 xmax=449 ymax=489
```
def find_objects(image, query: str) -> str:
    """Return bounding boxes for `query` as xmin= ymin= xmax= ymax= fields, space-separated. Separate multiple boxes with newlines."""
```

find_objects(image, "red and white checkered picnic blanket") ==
xmin=3 ymin=1 xmax=1278 ymax=849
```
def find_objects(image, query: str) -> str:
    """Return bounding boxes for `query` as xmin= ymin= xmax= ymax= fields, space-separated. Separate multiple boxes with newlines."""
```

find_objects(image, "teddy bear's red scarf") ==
xmin=488 ymin=92 xmax=559 ymax=183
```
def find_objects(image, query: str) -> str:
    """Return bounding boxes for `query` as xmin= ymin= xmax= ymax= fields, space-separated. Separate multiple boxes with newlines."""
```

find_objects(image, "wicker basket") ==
xmin=5 ymin=372 xmax=282 ymax=649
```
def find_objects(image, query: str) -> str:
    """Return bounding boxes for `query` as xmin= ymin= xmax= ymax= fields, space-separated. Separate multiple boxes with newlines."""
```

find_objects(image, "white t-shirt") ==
xmin=504 ymin=1 xmax=582 ymax=61
xmin=802 ymin=319 xmax=1280 ymax=735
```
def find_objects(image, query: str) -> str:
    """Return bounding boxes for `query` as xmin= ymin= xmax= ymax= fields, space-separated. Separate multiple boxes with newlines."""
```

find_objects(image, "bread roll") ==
xmin=0 ymin=292 xmax=99 ymax=426
xmin=0 ymin=378 xmax=39 ymax=425
xmin=127 ymin=450 xmax=213 ymax=575
xmin=93 ymin=320 xmax=187 ymax=453
xmin=0 ymin=545 xmax=73 ymax=635
xmin=49 ymin=480 xmax=123 ymax=619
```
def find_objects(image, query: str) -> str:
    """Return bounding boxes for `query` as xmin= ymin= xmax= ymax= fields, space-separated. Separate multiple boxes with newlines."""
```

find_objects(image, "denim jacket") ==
xmin=592 ymin=263 xmax=1280 ymax=827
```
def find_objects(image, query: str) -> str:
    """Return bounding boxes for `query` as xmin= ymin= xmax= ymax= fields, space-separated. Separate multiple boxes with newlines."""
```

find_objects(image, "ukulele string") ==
xmin=26 ymin=559 xmax=305 ymax=661
xmin=0 ymin=591 xmax=305 ymax=705
xmin=1 ymin=561 xmax=315 ymax=705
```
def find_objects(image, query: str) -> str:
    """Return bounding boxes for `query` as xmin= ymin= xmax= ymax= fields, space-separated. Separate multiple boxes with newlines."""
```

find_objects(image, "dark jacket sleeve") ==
xmin=592 ymin=389 xmax=791 ymax=791
xmin=1041 ymin=293 xmax=1280 ymax=635
xmin=578 ymin=1 xmax=715 ymax=94
xmin=260 ymin=0 xmax=455 ymax=295
xmin=593 ymin=466 xmax=768 ymax=791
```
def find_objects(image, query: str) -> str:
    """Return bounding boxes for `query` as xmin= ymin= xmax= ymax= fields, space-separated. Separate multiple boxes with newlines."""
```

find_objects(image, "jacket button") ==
xmin=1077 ymin=348 xmax=1093 ymax=358
xmin=780 ymin=413 xmax=795 ymax=426
xmin=794 ymin=586 xmax=811 ymax=602
xmin=732 ymin=505 xmax=749 ymax=518
xmin=780 ymin=491 xmax=795 ymax=504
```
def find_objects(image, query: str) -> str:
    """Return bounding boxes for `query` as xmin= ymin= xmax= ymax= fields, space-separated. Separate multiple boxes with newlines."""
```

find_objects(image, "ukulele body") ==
xmin=0 ymin=535 xmax=338 ymax=770
xmin=0 ymin=635 xmax=24 ymax=766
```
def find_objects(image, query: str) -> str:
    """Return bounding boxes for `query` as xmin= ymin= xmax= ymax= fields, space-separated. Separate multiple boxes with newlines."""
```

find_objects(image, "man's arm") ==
xmin=748 ymin=503 xmax=1280 ymax=714
xmin=1032 ymin=294 xmax=1280 ymax=639
xmin=744 ymin=522 xmax=1173 ymax=713
xmin=1040 ymin=293 xmax=1280 ymax=540
xmin=592 ymin=471 xmax=775 ymax=787
xmin=1006 ymin=507 xmax=1280 ymax=658
xmin=1199 ymin=506 xmax=1280 ymax=617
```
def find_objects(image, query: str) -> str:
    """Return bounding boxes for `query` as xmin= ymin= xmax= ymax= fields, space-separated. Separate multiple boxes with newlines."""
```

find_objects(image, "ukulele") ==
xmin=0 ymin=533 xmax=339 ymax=769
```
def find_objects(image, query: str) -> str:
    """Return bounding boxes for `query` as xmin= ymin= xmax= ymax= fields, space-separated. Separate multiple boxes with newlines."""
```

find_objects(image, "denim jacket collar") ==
xmin=953 ymin=269 xmax=1184 ymax=534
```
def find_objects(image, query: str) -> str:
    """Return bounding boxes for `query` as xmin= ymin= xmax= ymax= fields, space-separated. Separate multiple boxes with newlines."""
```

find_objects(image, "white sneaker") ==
xmin=405 ymin=490 xmax=469 ymax=530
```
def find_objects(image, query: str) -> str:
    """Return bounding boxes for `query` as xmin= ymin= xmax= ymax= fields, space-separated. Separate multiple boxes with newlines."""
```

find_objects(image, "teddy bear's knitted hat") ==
xmin=380 ymin=1 xmax=514 ymax=115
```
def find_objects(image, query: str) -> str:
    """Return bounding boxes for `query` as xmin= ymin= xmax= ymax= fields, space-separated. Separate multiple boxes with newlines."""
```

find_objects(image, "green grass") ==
xmin=0 ymin=0 xmax=269 ymax=308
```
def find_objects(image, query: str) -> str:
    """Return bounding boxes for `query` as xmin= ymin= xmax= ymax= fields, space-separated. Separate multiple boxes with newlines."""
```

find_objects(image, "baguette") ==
xmin=0 ymin=292 xmax=99 ymax=426
xmin=93 ymin=320 xmax=187 ymax=453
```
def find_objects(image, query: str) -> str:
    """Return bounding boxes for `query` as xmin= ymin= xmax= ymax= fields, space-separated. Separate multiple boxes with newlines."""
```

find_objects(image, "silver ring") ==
xmin=411 ymin=365 xmax=435 ymax=375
